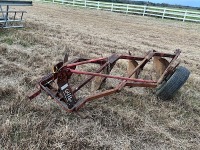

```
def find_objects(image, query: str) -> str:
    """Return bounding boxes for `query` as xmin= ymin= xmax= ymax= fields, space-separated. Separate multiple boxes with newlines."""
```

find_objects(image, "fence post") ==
xmin=183 ymin=10 xmax=187 ymax=22
xmin=97 ymin=1 xmax=100 ymax=9
xmin=85 ymin=0 xmax=87 ymax=7
xmin=162 ymin=8 xmax=166 ymax=19
xmin=53 ymin=0 xmax=55 ymax=3
xmin=62 ymin=0 xmax=64 ymax=4
xmin=73 ymin=0 xmax=75 ymax=6
xmin=126 ymin=4 xmax=129 ymax=14
xmin=143 ymin=6 xmax=146 ymax=16
xmin=111 ymin=3 xmax=114 ymax=12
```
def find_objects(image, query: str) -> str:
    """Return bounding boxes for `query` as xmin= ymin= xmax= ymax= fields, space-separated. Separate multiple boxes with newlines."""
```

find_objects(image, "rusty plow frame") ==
xmin=28 ymin=50 xmax=183 ymax=113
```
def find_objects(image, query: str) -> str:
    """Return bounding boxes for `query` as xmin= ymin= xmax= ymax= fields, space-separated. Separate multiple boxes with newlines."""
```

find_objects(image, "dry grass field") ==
xmin=0 ymin=2 xmax=200 ymax=149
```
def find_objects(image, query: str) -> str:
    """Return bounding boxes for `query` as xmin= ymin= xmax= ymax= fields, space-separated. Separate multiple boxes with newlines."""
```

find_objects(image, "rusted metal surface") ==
xmin=28 ymin=50 xmax=181 ymax=112
xmin=157 ymin=49 xmax=181 ymax=84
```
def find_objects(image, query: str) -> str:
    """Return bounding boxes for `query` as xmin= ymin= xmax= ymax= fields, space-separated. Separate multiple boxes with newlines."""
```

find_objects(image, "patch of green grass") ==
xmin=0 ymin=29 xmax=17 ymax=45
xmin=1 ymin=37 xmax=14 ymax=45
xmin=0 ymin=29 xmax=8 ymax=37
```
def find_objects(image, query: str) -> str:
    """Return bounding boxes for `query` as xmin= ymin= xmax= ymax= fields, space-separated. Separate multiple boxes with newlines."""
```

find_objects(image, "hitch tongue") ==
xmin=28 ymin=86 xmax=41 ymax=100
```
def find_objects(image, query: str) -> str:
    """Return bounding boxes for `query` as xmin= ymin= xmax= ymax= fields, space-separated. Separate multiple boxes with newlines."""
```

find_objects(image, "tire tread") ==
xmin=156 ymin=66 xmax=190 ymax=100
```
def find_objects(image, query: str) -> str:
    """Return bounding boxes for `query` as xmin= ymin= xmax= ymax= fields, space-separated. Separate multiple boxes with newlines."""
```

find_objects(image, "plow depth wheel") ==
xmin=156 ymin=66 xmax=190 ymax=100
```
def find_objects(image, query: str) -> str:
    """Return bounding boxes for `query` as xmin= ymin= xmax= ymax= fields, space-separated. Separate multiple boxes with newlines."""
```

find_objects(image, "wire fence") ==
xmin=39 ymin=0 xmax=200 ymax=23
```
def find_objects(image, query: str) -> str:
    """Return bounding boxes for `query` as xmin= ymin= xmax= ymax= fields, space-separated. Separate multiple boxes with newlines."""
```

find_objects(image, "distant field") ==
xmin=40 ymin=0 xmax=200 ymax=22
xmin=0 ymin=2 xmax=200 ymax=149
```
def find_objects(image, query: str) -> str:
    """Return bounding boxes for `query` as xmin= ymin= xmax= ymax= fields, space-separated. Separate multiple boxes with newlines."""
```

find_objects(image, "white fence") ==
xmin=40 ymin=0 xmax=200 ymax=23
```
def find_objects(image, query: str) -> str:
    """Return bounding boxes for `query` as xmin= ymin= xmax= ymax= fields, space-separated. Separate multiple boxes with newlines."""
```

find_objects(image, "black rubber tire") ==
xmin=156 ymin=66 xmax=190 ymax=100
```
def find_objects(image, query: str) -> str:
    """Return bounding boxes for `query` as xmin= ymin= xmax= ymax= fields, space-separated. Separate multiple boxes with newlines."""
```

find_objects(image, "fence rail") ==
xmin=39 ymin=0 xmax=200 ymax=23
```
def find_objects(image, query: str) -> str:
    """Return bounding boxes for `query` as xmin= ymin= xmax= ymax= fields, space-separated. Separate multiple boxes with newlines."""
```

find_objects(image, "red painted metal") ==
xmin=69 ymin=69 xmax=157 ymax=83
xmin=28 ymin=50 xmax=181 ymax=113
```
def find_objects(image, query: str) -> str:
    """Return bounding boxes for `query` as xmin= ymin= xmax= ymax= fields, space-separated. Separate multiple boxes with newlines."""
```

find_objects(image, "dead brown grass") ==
xmin=0 ymin=2 xmax=200 ymax=150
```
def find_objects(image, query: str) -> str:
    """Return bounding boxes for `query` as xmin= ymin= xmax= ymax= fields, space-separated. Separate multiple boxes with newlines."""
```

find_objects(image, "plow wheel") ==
xmin=156 ymin=66 xmax=190 ymax=100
